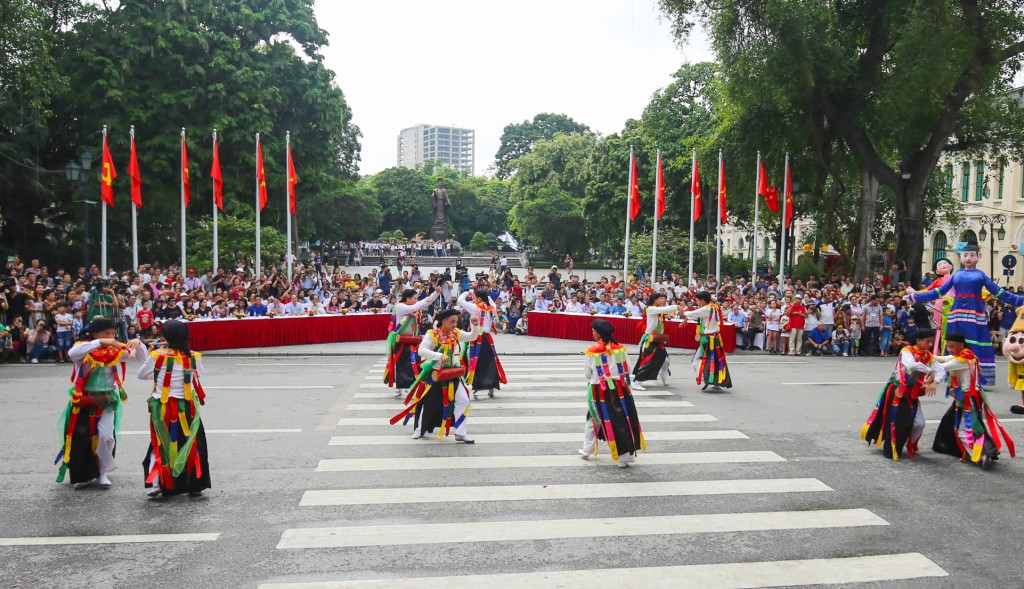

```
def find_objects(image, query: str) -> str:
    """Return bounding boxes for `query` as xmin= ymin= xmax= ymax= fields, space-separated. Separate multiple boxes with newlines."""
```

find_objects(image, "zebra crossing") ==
xmin=261 ymin=356 xmax=949 ymax=587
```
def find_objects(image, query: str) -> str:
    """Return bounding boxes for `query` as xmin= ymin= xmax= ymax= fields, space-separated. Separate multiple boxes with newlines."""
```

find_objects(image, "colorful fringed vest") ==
xmin=389 ymin=329 xmax=469 ymax=438
xmin=584 ymin=341 xmax=646 ymax=460
xmin=146 ymin=349 xmax=206 ymax=483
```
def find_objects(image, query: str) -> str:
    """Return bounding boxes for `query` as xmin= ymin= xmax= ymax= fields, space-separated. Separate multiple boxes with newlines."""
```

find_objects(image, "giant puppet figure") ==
xmin=1001 ymin=305 xmax=1024 ymax=415
xmin=908 ymin=242 xmax=1024 ymax=385
xmin=928 ymin=258 xmax=955 ymax=355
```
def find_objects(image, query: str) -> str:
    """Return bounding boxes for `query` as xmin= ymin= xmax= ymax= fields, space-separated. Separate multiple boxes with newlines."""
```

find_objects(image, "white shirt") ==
xmin=69 ymin=339 xmax=147 ymax=391
xmin=55 ymin=312 xmax=74 ymax=333
xmin=395 ymin=291 xmax=438 ymax=334
xmin=897 ymin=349 xmax=947 ymax=383
xmin=284 ymin=301 xmax=308 ymax=315
xmin=457 ymin=291 xmax=497 ymax=333
xmin=645 ymin=304 xmax=679 ymax=334
xmin=683 ymin=304 xmax=720 ymax=335
xmin=534 ymin=298 xmax=552 ymax=311
xmin=417 ymin=328 xmax=479 ymax=366
xmin=138 ymin=351 xmax=206 ymax=399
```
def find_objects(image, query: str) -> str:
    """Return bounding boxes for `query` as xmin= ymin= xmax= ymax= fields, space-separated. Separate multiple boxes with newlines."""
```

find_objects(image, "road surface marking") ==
xmin=337 ymin=414 xmax=717 ymax=426
xmin=315 ymin=451 xmax=783 ymax=472
xmin=300 ymin=477 xmax=831 ymax=506
xmin=276 ymin=508 xmax=881 ymax=548
xmin=343 ymin=401 xmax=692 ymax=411
xmin=237 ymin=363 xmax=349 ymax=366
xmin=782 ymin=381 xmax=886 ymax=386
xmin=327 ymin=430 xmax=747 ymax=446
xmin=0 ymin=533 xmax=220 ymax=546
xmin=353 ymin=390 xmax=670 ymax=398
xmin=120 ymin=429 xmax=302 ymax=435
xmin=257 ymin=553 xmax=946 ymax=588
xmin=205 ymin=385 xmax=335 ymax=390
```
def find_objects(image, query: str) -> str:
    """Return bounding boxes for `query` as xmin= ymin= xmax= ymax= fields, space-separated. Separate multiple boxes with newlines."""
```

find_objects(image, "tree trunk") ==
xmin=893 ymin=181 xmax=926 ymax=286
xmin=854 ymin=169 xmax=878 ymax=280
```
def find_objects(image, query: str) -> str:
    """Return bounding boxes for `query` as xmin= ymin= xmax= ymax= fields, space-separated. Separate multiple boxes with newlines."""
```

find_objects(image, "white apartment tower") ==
xmin=397 ymin=124 xmax=475 ymax=175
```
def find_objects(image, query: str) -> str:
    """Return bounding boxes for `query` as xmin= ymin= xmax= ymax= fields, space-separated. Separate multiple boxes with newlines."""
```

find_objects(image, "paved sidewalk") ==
xmin=200 ymin=333 xmax=761 ymax=357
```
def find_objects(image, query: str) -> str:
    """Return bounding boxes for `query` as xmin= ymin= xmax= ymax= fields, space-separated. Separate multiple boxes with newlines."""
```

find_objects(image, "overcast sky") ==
xmin=313 ymin=0 xmax=712 ymax=177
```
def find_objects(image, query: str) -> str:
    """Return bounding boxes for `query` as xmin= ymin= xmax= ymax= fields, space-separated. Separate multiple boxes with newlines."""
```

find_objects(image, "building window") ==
xmin=946 ymin=164 xmax=953 ymax=198
xmin=962 ymin=165 xmax=970 ymax=202
xmin=932 ymin=231 xmax=948 ymax=264
xmin=961 ymin=229 xmax=977 ymax=244
xmin=998 ymin=161 xmax=1005 ymax=199
xmin=975 ymin=161 xmax=984 ymax=200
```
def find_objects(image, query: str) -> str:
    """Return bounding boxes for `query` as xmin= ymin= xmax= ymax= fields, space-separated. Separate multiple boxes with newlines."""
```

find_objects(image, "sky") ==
xmin=313 ymin=0 xmax=712 ymax=177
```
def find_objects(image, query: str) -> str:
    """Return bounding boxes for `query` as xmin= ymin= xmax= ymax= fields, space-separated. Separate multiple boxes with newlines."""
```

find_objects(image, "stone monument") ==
xmin=430 ymin=179 xmax=451 ymax=240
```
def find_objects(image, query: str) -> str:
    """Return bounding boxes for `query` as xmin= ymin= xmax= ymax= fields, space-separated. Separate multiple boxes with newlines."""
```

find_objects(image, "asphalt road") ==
xmin=2 ymin=344 xmax=1023 ymax=588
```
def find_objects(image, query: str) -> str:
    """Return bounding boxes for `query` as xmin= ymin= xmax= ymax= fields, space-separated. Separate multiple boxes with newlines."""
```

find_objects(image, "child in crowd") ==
xmin=849 ymin=316 xmax=862 ymax=356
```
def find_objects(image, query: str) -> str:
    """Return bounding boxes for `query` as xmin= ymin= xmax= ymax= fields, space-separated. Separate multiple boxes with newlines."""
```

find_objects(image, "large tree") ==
xmin=658 ymin=0 xmax=1024 ymax=282
xmin=493 ymin=113 xmax=591 ymax=180
xmin=1 ymin=0 xmax=363 ymax=269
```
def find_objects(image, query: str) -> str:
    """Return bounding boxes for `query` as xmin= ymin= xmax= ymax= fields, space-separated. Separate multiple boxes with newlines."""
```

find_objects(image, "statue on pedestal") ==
xmin=430 ymin=179 xmax=451 ymax=240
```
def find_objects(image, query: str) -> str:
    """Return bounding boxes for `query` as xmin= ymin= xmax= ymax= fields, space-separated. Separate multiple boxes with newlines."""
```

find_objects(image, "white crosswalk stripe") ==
xmin=344 ymin=400 xmax=693 ymax=411
xmin=261 ymin=357 xmax=948 ymax=587
xmin=258 ymin=553 xmax=946 ymax=588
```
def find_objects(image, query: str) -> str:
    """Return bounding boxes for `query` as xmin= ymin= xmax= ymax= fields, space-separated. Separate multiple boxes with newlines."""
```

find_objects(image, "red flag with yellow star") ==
xmin=181 ymin=135 xmax=191 ymax=207
xmin=287 ymin=143 xmax=298 ymax=214
xmin=629 ymin=153 xmax=640 ymax=221
xmin=256 ymin=138 xmax=268 ymax=211
xmin=100 ymin=134 xmax=117 ymax=206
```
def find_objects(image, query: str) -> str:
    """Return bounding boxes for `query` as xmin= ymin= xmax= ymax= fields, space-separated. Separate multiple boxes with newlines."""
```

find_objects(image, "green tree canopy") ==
xmin=494 ymin=113 xmax=592 ymax=180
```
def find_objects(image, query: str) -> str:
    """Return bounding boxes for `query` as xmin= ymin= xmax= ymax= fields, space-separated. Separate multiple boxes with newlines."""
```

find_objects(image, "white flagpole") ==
xmin=623 ymin=145 xmax=634 ymax=282
xmin=780 ymin=154 xmax=790 ymax=284
xmin=716 ymin=149 xmax=722 ymax=283
xmin=180 ymin=128 xmax=187 ymax=273
xmin=688 ymin=149 xmax=696 ymax=286
xmin=286 ymin=130 xmax=293 ymax=284
xmin=752 ymin=151 xmax=761 ymax=280
xmin=212 ymin=129 xmax=219 ymax=273
xmin=652 ymin=149 xmax=660 ymax=284
xmin=130 ymin=126 xmax=138 ymax=272
xmin=255 ymin=133 xmax=261 ymax=274
xmin=101 ymin=125 xmax=108 ymax=276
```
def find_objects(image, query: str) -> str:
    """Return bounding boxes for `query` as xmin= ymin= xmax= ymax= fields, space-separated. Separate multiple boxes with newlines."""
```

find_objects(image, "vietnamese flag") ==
xmin=287 ymin=144 xmax=298 ymax=215
xmin=655 ymin=152 xmax=666 ymax=220
xmin=128 ymin=132 xmax=141 ymax=208
xmin=785 ymin=163 xmax=794 ymax=228
xmin=256 ymin=138 xmax=268 ymax=211
xmin=181 ymin=134 xmax=191 ymax=207
xmin=758 ymin=160 xmax=778 ymax=213
xmin=211 ymin=135 xmax=224 ymax=211
xmin=628 ymin=153 xmax=640 ymax=221
xmin=691 ymin=157 xmax=701 ymax=220
xmin=718 ymin=155 xmax=728 ymax=224
xmin=100 ymin=134 xmax=117 ymax=206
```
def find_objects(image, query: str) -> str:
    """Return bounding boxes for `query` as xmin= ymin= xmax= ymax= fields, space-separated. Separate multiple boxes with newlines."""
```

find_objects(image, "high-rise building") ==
xmin=397 ymin=124 xmax=475 ymax=175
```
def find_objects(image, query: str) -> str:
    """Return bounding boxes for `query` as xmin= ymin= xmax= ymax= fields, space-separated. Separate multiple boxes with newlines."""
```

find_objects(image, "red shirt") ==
xmin=787 ymin=304 xmax=807 ymax=330
xmin=137 ymin=309 xmax=154 ymax=329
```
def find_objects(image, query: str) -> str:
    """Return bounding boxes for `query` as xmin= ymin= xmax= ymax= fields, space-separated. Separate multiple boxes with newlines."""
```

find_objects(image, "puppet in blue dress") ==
xmin=908 ymin=242 xmax=1024 ymax=385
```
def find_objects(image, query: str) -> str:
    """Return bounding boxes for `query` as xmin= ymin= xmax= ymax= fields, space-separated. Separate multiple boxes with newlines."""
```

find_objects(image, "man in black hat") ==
xmin=58 ymin=316 xmax=147 ymax=488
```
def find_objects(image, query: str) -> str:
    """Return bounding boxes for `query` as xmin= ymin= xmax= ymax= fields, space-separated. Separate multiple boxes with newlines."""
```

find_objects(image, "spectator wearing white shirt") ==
xmin=283 ymin=297 xmax=308 ymax=316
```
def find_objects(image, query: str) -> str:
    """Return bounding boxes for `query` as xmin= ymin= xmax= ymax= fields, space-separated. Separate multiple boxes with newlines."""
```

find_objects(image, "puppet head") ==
xmin=1003 ymin=306 xmax=1024 ymax=364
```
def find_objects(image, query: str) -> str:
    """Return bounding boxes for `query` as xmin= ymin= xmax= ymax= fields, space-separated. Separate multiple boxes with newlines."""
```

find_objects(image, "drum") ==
xmin=434 ymin=366 xmax=467 ymax=382
xmin=651 ymin=333 xmax=670 ymax=345
xmin=397 ymin=334 xmax=423 ymax=346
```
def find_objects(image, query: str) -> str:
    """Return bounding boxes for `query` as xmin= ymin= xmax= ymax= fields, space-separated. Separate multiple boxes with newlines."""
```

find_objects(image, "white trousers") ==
xmin=581 ymin=423 xmax=635 ymax=465
xmin=413 ymin=381 xmax=470 ymax=436
xmin=96 ymin=410 xmax=117 ymax=474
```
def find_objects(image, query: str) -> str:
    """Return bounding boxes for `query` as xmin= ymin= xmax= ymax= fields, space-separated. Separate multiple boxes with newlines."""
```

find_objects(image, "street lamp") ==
xmin=66 ymin=152 xmax=96 ymax=268
xmin=977 ymin=213 xmax=1007 ymax=275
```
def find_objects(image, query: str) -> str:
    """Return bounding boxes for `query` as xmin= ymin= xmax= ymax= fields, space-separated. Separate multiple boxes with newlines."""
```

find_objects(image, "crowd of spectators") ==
xmin=3 ymin=252 xmax=1019 ymax=365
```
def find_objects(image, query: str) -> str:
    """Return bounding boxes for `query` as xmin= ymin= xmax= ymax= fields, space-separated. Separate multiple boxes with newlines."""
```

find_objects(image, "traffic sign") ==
xmin=1002 ymin=255 xmax=1017 ymax=269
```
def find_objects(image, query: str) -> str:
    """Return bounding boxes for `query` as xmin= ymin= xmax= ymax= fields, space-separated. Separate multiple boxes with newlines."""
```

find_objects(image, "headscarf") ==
xmin=591 ymin=318 xmax=617 ymax=344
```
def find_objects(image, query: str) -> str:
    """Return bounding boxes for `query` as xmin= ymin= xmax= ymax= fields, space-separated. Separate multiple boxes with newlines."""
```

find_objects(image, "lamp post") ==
xmin=977 ymin=213 xmax=1007 ymax=276
xmin=66 ymin=152 xmax=95 ymax=269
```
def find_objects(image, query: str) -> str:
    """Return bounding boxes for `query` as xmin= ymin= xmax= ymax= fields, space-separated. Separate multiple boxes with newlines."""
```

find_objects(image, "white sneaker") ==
xmin=391 ymin=391 xmax=402 ymax=399
xmin=617 ymin=461 xmax=631 ymax=468
xmin=660 ymin=375 xmax=668 ymax=386
xmin=455 ymin=434 xmax=475 ymax=444
xmin=97 ymin=474 xmax=112 ymax=488
xmin=843 ymin=353 xmax=849 ymax=357
xmin=577 ymin=449 xmax=590 ymax=459
xmin=411 ymin=430 xmax=424 ymax=439
xmin=31 ymin=358 xmax=38 ymax=364
xmin=73 ymin=478 xmax=97 ymax=489
xmin=632 ymin=381 xmax=646 ymax=391
xmin=146 ymin=486 xmax=162 ymax=498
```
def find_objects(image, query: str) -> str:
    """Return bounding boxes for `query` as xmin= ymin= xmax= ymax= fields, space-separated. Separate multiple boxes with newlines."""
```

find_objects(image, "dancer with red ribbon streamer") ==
xmin=457 ymin=287 xmax=507 ymax=399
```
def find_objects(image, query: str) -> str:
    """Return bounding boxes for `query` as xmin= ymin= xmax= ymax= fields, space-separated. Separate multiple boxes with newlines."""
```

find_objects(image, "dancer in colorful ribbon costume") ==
xmin=391 ymin=309 xmax=480 ymax=443
xmin=383 ymin=286 xmax=441 ymax=398
xmin=632 ymin=292 xmax=679 ymax=390
xmin=684 ymin=292 xmax=732 ymax=391
xmin=457 ymin=288 xmax=507 ymax=399
xmin=56 ymin=316 xmax=147 ymax=488
xmin=908 ymin=242 xmax=1023 ymax=385
xmin=138 ymin=320 xmax=211 ymax=497
xmin=578 ymin=319 xmax=646 ymax=468
xmin=932 ymin=332 xmax=1015 ymax=469
xmin=861 ymin=329 xmax=946 ymax=460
